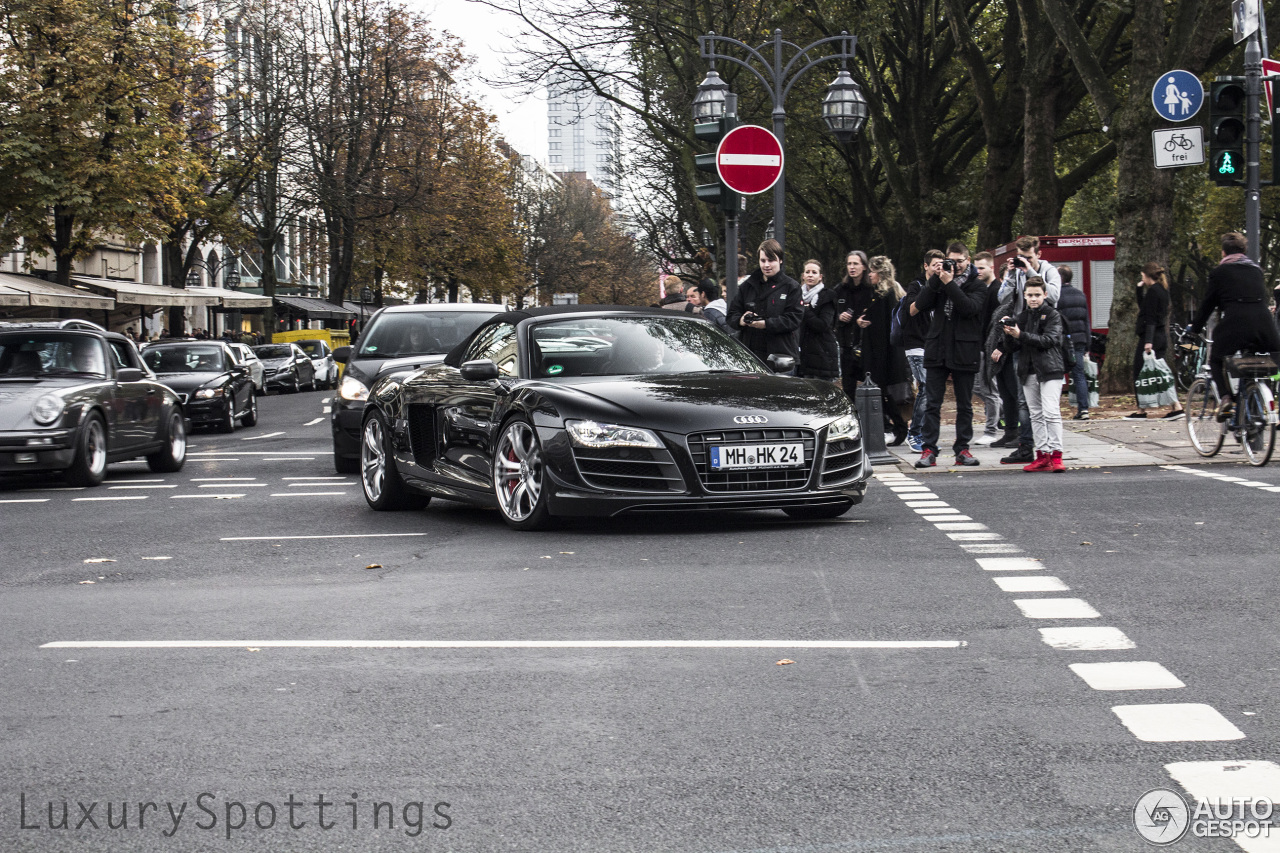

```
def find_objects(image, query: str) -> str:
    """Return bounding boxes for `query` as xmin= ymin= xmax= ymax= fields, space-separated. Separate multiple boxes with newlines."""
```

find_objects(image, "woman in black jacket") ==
xmin=797 ymin=259 xmax=839 ymax=380
xmin=862 ymin=255 xmax=911 ymax=444
xmin=831 ymin=250 xmax=874 ymax=392
xmin=1125 ymin=262 xmax=1183 ymax=419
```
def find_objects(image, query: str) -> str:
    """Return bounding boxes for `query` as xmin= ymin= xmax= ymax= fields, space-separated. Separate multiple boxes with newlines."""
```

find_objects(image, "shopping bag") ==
xmin=1135 ymin=354 xmax=1178 ymax=408
xmin=1083 ymin=354 xmax=1100 ymax=408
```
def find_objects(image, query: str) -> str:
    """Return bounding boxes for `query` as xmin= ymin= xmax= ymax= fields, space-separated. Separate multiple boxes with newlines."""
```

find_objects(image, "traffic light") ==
xmin=1209 ymin=79 xmax=1246 ymax=186
xmin=694 ymin=116 xmax=740 ymax=215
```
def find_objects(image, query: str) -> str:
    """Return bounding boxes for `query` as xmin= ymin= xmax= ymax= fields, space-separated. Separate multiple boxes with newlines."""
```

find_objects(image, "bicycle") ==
xmin=1163 ymin=132 xmax=1194 ymax=151
xmin=1185 ymin=347 xmax=1279 ymax=466
xmin=1171 ymin=324 xmax=1204 ymax=392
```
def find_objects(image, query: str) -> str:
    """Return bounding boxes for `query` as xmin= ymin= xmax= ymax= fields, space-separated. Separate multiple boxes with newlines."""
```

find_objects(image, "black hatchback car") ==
xmin=0 ymin=321 xmax=187 ymax=485
xmin=142 ymin=341 xmax=257 ymax=432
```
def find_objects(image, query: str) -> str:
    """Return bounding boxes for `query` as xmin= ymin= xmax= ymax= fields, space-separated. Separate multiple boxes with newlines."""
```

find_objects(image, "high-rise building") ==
xmin=546 ymin=72 xmax=621 ymax=200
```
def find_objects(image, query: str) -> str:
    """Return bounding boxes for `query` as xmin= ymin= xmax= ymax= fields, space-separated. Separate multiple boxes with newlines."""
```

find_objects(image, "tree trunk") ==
xmin=446 ymin=278 xmax=459 ymax=303
xmin=1021 ymin=70 xmax=1062 ymax=235
xmin=52 ymin=206 xmax=75 ymax=287
xmin=326 ymin=213 xmax=355 ymax=306
xmin=163 ymin=236 xmax=187 ymax=334
xmin=259 ymin=230 xmax=278 ymax=337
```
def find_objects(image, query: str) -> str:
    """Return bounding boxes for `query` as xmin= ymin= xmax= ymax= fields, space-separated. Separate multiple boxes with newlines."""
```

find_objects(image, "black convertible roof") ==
xmin=444 ymin=304 xmax=687 ymax=365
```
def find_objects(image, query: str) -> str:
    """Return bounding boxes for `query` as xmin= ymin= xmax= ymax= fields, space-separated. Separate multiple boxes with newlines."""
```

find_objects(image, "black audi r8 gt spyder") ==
xmin=142 ymin=341 xmax=257 ymax=432
xmin=0 ymin=321 xmax=186 ymax=485
xmin=358 ymin=306 xmax=870 ymax=529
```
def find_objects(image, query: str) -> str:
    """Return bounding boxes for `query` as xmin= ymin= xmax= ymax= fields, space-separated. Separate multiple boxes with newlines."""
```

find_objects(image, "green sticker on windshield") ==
xmin=547 ymin=364 xmax=564 ymax=375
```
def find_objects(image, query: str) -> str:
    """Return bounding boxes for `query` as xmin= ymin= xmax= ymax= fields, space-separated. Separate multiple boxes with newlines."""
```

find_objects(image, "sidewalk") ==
xmin=883 ymin=393 xmax=1253 ymax=472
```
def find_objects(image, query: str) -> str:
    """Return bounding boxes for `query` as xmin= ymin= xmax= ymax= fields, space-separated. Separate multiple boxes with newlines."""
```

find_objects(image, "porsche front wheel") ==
xmin=493 ymin=418 xmax=552 ymax=530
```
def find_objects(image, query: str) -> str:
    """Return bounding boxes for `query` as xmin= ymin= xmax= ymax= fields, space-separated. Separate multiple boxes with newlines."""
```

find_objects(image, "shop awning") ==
xmin=0 ymin=273 xmax=116 ymax=309
xmin=0 ymin=283 xmax=28 ymax=307
xmin=274 ymin=295 xmax=355 ymax=320
xmin=72 ymin=276 xmax=218 ymax=308
xmin=185 ymin=286 xmax=272 ymax=309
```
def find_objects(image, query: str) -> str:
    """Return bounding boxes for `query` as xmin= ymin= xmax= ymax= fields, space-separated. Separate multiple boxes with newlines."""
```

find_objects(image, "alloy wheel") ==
xmin=494 ymin=421 xmax=543 ymax=522
xmin=361 ymin=417 xmax=386 ymax=503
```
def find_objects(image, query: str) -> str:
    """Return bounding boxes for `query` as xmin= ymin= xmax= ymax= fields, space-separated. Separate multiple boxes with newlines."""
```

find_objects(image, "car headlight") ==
xmin=339 ymin=374 xmax=369 ymax=402
xmin=30 ymin=394 xmax=66 ymax=425
xmin=194 ymin=387 xmax=226 ymax=399
xmin=827 ymin=413 xmax=861 ymax=443
xmin=565 ymin=419 xmax=661 ymax=448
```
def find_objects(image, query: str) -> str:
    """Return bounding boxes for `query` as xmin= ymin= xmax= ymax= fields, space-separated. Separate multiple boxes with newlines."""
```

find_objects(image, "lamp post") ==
xmin=696 ymin=29 xmax=869 ymax=250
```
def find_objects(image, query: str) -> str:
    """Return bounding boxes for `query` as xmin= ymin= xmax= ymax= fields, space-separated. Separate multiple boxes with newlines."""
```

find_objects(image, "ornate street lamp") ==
xmin=692 ymin=67 xmax=729 ymax=122
xmin=822 ymin=68 xmax=869 ymax=143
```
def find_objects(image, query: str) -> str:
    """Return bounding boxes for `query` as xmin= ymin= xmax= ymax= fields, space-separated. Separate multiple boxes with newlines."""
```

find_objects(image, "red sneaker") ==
xmin=1049 ymin=450 xmax=1066 ymax=473
xmin=1023 ymin=451 xmax=1051 ymax=472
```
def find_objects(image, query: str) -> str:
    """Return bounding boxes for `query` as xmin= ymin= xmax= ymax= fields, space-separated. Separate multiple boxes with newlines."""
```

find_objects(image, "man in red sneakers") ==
xmin=998 ymin=278 xmax=1067 ymax=472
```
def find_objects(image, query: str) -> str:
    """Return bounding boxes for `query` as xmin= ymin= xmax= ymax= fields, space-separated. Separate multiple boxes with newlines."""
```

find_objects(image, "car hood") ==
xmin=152 ymin=371 xmax=229 ymax=394
xmin=533 ymin=373 xmax=851 ymax=433
xmin=259 ymin=358 xmax=293 ymax=369
xmin=0 ymin=378 xmax=101 ymax=431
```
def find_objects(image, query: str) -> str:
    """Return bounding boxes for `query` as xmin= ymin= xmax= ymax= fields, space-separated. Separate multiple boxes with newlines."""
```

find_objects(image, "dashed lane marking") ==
xmin=934 ymin=522 xmax=989 ymax=531
xmin=264 ymin=458 xmax=315 ymax=461
xmin=1112 ymin=703 xmax=1245 ymax=742
xmin=268 ymin=491 xmax=347 ymax=497
xmin=914 ymin=506 xmax=961 ymax=515
xmin=222 ymin=533 xmax=429 ymax=541
xmin=72 ymin=495 xmax=148 ymax=502
xmin=1012 ymin=598 xmax=1101 ymax=619
xmin=960 ymin=543 xmax=1024 ymax=554
xmin=304 ymin=418 xmax=324 ymax=426
xmin=1165 ymin=761 xmax=1280 ymax=808
xmin=0 ymin=498 xmax=48 ymax=504
xmin=922 ymin=514 xmax=973 ymax=522
xmin=322 ymin=406 xmax=332 ymax=414
xmin=905 ymin=500 xmax=949 ymax=508
xmin=39 ymin=639 xmax=968 ymax=650
xmin=1162 ymin=464 xmax=1280 ymax=494
xmin=993 ymin=576 xmax=1069 ymax=593
xmin=1069 ymin=661 xmax=1185 ymax=691
xmin=108 ymin=485 xmax=178 ymax=490
xmin=241 ymin=431 xmax=285 ymax=441
xmin=191 ymin=478 xmax=256 ymax=481
xmin=172 ymin=494 xmax=245 ymax=499
xmin=200 ymin=483 xmax=267 ymax=488
xmin=1038 ymin=627 xmax=1135 ymax=650
xmin=321 ymin=397 xmax=331 ymax=404
xmin=977 ymin=558 xmax=1043 ymax=572
xmin=947 ymin=532 xmax=1002 ymax=541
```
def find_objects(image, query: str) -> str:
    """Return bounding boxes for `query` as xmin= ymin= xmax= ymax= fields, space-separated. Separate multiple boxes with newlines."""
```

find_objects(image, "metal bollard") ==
xmin=855 ymin=374 xmax=897 ymax=466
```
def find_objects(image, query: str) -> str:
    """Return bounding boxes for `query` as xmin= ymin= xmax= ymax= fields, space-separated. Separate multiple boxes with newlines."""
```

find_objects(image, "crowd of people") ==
xmin=661 ymin=231 xmax=1280 ymax=474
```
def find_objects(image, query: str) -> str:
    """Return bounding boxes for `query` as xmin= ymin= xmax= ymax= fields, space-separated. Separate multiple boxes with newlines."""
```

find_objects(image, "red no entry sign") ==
xmin=716 ymin=125 xmax=784 ymax=195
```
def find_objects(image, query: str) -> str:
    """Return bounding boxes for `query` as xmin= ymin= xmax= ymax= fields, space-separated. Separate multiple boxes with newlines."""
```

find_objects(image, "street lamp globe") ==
xmin=692 ymin=68 xmax=729 ymax=122
xmin=822 ymin=69 xmax=868 ymax=143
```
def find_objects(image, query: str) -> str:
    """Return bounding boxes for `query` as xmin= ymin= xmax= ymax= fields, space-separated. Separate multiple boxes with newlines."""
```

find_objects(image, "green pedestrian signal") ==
xmin=1208 ymin=79 xmax=1245 ymax=186
xmin=1218 ymin=151 xmax=1238 ymax=175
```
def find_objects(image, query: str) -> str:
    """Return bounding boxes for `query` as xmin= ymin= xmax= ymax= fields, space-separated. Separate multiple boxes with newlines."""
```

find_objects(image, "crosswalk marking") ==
xmin=1038 ymin=627 xmax=1135 ymax=650
xmin=1013 ymin=598 xmax=1100 ymax=619
xmin=1112 ymin=704 xmax=1245 ymax=742
xmin=1069 ymin=662 xmax=1184 ymax=691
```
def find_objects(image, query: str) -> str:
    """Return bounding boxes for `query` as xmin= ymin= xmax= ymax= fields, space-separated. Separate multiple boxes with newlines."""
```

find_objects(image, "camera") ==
xmin=743 ymin=312 xmax=762 ymax=324
xmin=940 ymin=259 xmax=956 ymax=273
xmin=1011 ymin=256 xmax=1027 ymax=269
xmin=1000 ymin=317 xmax=1016 ymax=327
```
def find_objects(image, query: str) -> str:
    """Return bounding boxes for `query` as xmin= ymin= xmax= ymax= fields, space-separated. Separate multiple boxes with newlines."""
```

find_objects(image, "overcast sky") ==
xmin=412 ymin=0 xmax=548 ymax=161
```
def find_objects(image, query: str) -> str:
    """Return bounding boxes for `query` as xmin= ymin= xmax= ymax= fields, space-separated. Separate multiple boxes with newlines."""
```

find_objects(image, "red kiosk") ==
xmin=991 ymin=235 xmax=1116 ymax=333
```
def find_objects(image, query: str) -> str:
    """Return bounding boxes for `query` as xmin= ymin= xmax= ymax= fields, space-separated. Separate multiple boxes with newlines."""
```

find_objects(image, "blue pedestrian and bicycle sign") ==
xmin=1152 ymin=70 xmax=1204 ymax=121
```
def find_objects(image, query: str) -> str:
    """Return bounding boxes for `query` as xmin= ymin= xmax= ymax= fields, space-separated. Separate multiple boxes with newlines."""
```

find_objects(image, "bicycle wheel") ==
xmin=1185 ymin=378 xmax=1224 ymax=457
xmin=1174 ymin=344 xmax=1199 ymax=391
xmin=1239 ymin=381 xmax=1276 ymax=466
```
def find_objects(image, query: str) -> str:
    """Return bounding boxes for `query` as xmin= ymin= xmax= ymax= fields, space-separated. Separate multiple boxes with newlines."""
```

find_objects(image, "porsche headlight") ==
xmin=194 ymin=386 xmax=226 ymax=399
xmin=339 ymin=374 xmax=369 ymax=402
xmin=30 ymin=394 xmax=66 ymax=425
xmin=827 ymin=413 xmax=861 ymax=443
xmin=565 ymin=420 xmax=661 ymax=448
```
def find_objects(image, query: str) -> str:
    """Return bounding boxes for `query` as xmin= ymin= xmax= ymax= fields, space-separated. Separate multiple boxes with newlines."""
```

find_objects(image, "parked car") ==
xmin=295 ymin=339 xmax=337 ymax=390
xmin=142 ymin=340 xmax=257 ymax=432
xmin=356 ymin=306 xmax=870 ymax=530
xmin=227 ymin=343 xmax=265 ymax=392
xmin=330 ymin=303 xmax=507 ymax=473
xmin=0 ymin=321 xmax=186 ymax=485
xmin=252 ymin=343 xmax=316 ymax=393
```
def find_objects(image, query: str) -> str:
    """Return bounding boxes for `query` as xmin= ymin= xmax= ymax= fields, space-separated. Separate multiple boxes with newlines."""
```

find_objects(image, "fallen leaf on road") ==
xmin=83 ymin=558 xmax=115 ymax=564
xmin=776 ymin=659 xmax=794 ymax=665
xmin=365 ymin=564 xmax=382 ymax=570
xmin=559 ymin=551 xmax=574 ymax=554
xmin=246 ymin=647 xmax=261 ymax=652
xmin=1081 ymin=541 xmax=1093 ymax=545
xmin=541 ymin=556 xmax=552 ymax=559
xmin=78 ymin=580 xmax=95 ymax=584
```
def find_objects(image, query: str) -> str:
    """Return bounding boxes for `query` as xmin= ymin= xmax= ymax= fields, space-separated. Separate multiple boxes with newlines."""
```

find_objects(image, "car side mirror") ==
xmin=116 ymin=367 xmax=144 ymax=382
xmin=460 ymin=359 xmax=500 ymax=382
xmin=767 ymin=354 xmax=796 ymax=374
xmin=332 ymin=346 xmax=351 ymax=364
xmin=231 ymin=365 xmax=248 ymax=376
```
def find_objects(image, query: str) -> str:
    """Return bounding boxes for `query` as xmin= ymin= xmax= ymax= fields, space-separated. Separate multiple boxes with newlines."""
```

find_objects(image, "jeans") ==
xmin=994 ymin=354 xmax=1032 ymax=446
xmin=1023 ymin=376 xmax=1064 ymax=452
xmin=974 ymin=358 xmax=1002 ymax=435
xmin=906 ymin=353 xmax=927 ymax=440
xmin=1069 ymin=342 xmax=1089 ymax=411
xmin=921 ymin=366 xmax=976 ymax=455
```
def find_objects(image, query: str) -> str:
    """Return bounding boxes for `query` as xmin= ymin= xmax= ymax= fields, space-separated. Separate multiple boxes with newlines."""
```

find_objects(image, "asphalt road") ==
xmin=2 ymin=389 xmax=1277 ymax=853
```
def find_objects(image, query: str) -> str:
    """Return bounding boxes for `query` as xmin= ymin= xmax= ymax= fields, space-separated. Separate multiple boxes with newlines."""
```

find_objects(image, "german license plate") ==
xmin=709 ymin=443 xmax=803 ymax=470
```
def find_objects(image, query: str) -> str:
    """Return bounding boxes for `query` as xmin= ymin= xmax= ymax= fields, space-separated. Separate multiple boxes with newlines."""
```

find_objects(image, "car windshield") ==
xmin=253 ymin=345 xmax=293 ymax=359
xmin=528 ymin=316 xmax=761 ymax=379
xmin=297 ymin=341 xmax=326 ymax=357
xmin=358 ymin=311 xmax=500 ymax=358
xmin=0 ymin=333 xmax=107 ymax=378
xmin=142 ymin=345 xmax=227 ymax=373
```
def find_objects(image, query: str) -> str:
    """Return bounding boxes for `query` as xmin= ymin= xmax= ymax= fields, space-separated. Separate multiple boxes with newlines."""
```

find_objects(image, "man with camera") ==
xmin=727 ymin=239 xmax=803 ymax=372
xmin=912 ymin=242 xmax=987 ymax=468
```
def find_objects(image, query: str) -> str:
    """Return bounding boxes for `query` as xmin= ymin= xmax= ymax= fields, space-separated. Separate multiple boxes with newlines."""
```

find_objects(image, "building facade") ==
xmin=546 ymin=72 xmax=621 ymax=201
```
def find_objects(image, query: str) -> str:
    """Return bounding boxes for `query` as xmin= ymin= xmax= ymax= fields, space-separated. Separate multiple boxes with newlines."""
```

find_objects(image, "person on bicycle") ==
xmin=1189 ymin=231 xmax=1280 ymax=419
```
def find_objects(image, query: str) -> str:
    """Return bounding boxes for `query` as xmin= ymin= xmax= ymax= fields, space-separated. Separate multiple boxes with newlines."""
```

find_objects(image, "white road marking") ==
xmin=0 ymin=498 xmax=49 ymax=504
xmin=922 ymin=514 xmax=972 ymax=522
xmin=888 ymin=485 xmax=931 ymax=492
xmin=289 ymin=481 xmax=352 ymax=487
xmin=322 ymin=406 xmax=332 ymax=414
xmin=1013 ymin=598 xmax=1100 ymax=619
xmin=72 ymin=496 xmax=148 ymax=502
xmin=241 ymin=431 xmax=285 ymax=441
xmin=960 ymin=543 xmax=1023 ymax=553
xmin=172 ymin=494 xmax=245 ymax=499
xmin=108 ymin=485 xmax=178 ymax=490
xmin=222 ymin=533 xmax=429 ymax=541
xmin=40 ymin=639 xmax=967 ymax=650
xmin=897 ymin=493 xmax=940 ymax=501
xmin=189 ymin=451 xmax=330 ymax=456
xmin=1165 ymin=760 xmax=1280 ymax=808
xmin=269 ymin=491 xmax=347 ymax=497
xmin=1112 ymin=703 xmax=1245 ymax=742
xmin=321 ymin=397 xmax=331 ymax=404
xmin=905 ymin=500 xmax=949 ymax=508
xmin=993 ymin=576 xmax=1069 ymax=593
xmin=191 ymin=477 xmax=257 ymax=481
xmin=264 ymin=458 xmax=315 ymax=461
xmin=19 ymin=486 xmax=85 ymax=491
xmin=283 ymin=476 xmax=348 ymax=480
xmin=199 ymin=483 xmax=267 ymax=488
xmin=109 ymin=479 xmax=165 ymax=483
xmin=977 ymin=557 xmax=1043 ymax=571
xmin=1069 ymin=662 xmax=1184 ymax=691
xmin=915 ymin=506 xmax=960 ymax=515
xmin=1039 ymin=627 xmax=1135 ymax=651
xmin=935 ymin=522 xmax=989 ymax=531
xmin=304 ymin=418 xmax=324 ymax=426
xmin=1262 ymin=486 xmax=1280 ymax=492
xmin=947 ymin=532 xmax=1002 ymax=541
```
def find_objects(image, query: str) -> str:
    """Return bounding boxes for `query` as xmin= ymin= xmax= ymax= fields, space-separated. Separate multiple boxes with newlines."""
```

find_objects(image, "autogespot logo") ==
xmin=733 ymin=415 xmax=768 ymax=424
xmin=1134 ymin=789 xmax=1191 ymax=845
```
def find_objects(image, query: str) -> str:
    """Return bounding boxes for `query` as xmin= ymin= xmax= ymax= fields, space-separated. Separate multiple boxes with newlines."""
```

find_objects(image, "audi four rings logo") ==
xmin=733 ymin=415 xmax=768 ymax=424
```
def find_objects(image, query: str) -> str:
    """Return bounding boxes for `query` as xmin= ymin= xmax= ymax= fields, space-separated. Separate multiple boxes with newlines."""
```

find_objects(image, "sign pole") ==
xmin=1246 ymin=32 xmax=1263 ymax=260
xmin=725 ymin=95 xmax=739 ymax=305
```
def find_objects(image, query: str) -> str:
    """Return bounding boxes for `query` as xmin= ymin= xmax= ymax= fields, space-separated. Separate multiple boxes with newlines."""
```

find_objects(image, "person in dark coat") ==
xmin=1055 ymin=265 xmax=1091 ymax=419
xmin=797 ymin=259 xmax=839 ymax=380
xmin=1190 ymin=231 xmax=1280 ymax=418
xmin=831 ymin=250 xmax=874 ymax=392
xmin=862 ymin=255 xmax=910 ymax=444
xmin=912 ymin=249 xmax=988 ymax=468
xmin=726 ymin=239 xmax=804 ymax=368
xmin=1001 ymin=277 xmax=1068 ymax=472
xmin=1125 ymin=262 xmax=1184 ymax=419
xmin=901 ymin=251 xmax=942 ymax=451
